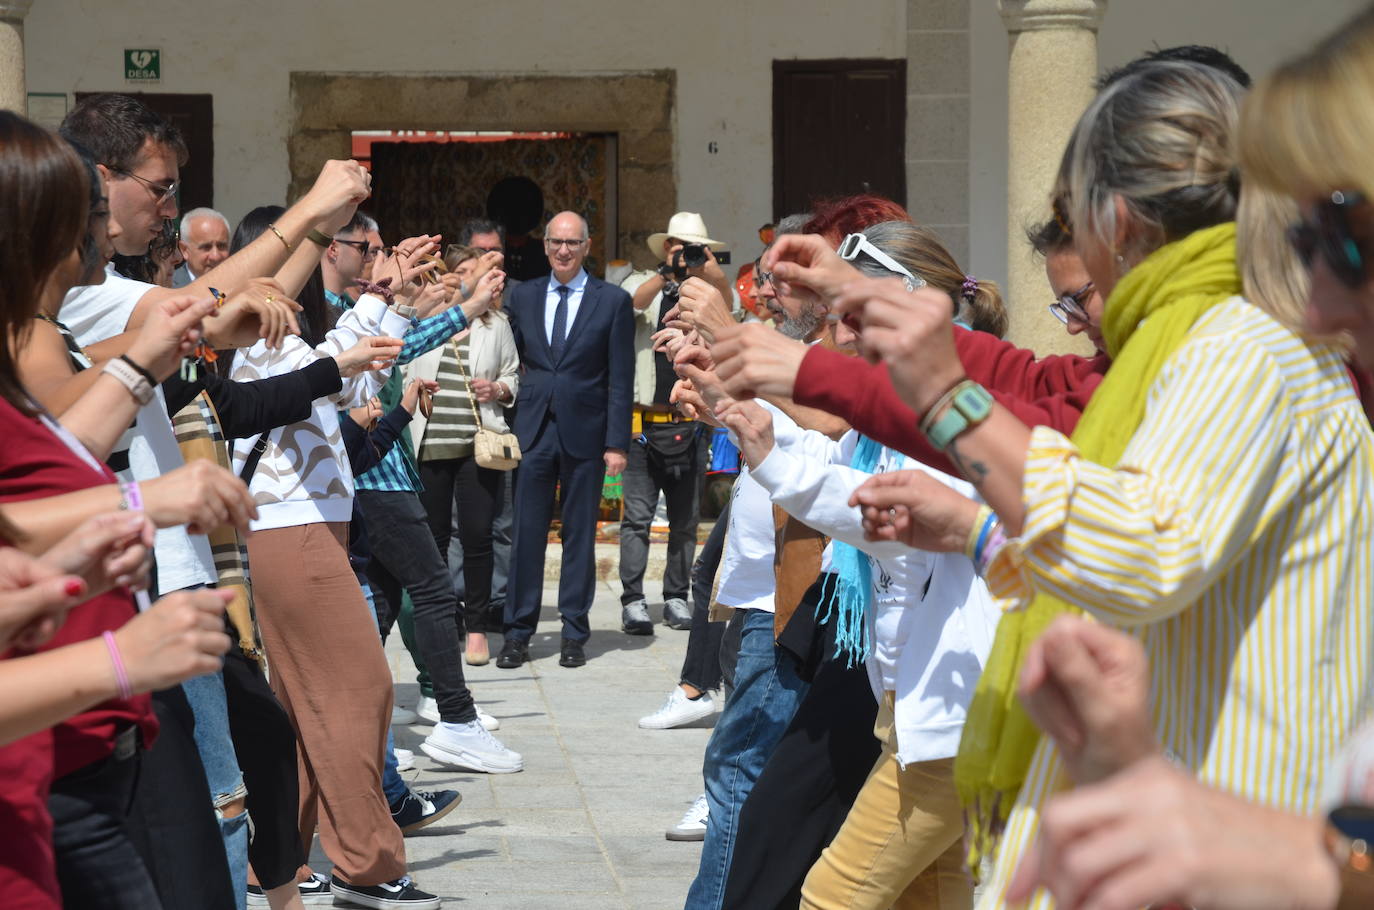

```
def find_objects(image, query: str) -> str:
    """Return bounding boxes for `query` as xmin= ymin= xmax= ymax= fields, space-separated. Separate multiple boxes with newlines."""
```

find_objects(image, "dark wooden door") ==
xmin=773 ymin=59 xmax=906 ymax=219
xmin=75 ymin=92 xmax=214 ymax=212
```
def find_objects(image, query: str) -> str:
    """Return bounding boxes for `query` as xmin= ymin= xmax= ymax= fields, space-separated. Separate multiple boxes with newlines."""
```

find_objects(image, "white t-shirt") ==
xmin=60 ymin=271 xmax=216 ymax=594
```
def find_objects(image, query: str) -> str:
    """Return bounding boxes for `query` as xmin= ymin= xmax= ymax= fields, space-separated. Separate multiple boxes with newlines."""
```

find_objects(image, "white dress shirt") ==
xmin=544 ymin=268 xmax=589 ymax=346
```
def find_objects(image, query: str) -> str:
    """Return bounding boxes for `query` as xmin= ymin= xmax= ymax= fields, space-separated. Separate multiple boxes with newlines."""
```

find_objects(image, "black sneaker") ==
xmin=330 ymin=875 xmax=439 ymax=909
xmin=390 ymin=787 xmax=462 ymax=835
xmin=246 ymin=872 xmax=332 ymax=906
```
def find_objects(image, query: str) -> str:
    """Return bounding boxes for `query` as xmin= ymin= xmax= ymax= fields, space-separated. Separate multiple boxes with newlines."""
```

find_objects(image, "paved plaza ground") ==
xmin=348 ymin=580 xmax=713 ymax=909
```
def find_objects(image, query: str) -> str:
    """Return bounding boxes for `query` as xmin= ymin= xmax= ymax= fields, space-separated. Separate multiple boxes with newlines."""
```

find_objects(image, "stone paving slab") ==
xmin=313 ymin=580 xmax=711 ymax=908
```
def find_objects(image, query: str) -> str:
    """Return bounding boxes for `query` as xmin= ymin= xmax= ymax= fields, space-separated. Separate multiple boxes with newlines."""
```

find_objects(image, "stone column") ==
xmin=999 ymin=0 xmax=1105 ymax=355
xmin=0 ymin=0 xmax=32 ymax=115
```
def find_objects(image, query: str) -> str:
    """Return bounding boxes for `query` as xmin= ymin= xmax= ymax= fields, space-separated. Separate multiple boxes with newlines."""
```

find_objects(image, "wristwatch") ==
xmin=922 ymin=380 xmax=993 ymax=451
xmin=1327 ymin=804 xmax=1374 ymax=908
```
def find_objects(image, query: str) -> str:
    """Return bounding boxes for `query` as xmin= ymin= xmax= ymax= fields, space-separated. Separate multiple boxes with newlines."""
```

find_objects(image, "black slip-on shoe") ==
xmin=559 ymin=638 xmax=587 ymax=668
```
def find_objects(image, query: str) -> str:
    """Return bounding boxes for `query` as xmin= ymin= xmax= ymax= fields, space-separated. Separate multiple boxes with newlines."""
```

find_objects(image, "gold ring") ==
xmin=265 ymin=294 xmax=276 ymax=305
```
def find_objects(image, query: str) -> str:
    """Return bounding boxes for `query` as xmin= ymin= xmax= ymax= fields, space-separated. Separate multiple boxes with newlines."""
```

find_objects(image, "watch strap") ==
xmin=923 ymin=380 xmax=994 ymax=451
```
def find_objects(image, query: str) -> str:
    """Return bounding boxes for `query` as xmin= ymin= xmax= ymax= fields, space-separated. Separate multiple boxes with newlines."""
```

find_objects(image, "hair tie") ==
xmin=354 ymin=276 xmax=396 ymax=305
xmin=960 ymin=275 xmax=979 ymax=300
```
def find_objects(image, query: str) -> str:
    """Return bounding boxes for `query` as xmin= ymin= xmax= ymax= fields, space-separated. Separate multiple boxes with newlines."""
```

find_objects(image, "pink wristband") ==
xmin=977 ymin=524 xmax=1009 ymax=576
xmin=102 ymin=630 xmax=134 ymax=700
xmin=119 ymin=481 xmax=142 ymax=511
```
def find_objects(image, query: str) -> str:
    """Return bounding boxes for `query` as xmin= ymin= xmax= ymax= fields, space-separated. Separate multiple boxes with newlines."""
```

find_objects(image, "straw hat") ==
xmin=647 ymin=212 xmax=725 ymax=258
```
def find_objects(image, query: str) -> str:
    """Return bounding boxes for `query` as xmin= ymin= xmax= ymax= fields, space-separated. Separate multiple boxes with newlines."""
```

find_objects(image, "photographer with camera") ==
xmin=618 ymin=214 xmax=732 ymax=639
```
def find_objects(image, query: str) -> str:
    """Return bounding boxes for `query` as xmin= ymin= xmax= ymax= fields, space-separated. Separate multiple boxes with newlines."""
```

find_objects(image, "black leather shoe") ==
xmin=496 ymin=639 xmax=529 ymax=669
xmin=559 ymin=638 xmax=587 ymax=668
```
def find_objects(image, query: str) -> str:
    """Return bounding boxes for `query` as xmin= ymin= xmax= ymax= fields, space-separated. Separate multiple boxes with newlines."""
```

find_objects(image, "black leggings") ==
xmin=222 ymin=648 xmax=303 ymax=890
xmin=418 ymin=455 xmax=504 ymax=634
xmin=678 ymin=500 xmax=730 ymax=692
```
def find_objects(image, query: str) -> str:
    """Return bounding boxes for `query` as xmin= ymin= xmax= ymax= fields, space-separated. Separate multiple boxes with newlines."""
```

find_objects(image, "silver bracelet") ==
xmin=102 ymin=357 xmax=155 ymax=406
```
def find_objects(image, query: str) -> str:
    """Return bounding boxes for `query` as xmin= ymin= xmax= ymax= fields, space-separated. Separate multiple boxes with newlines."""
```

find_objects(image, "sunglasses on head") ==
xmin=1288 ymin=189 xmax=1368 ymax=289
xmin=836 ymin=233 xmax=926 ymax=292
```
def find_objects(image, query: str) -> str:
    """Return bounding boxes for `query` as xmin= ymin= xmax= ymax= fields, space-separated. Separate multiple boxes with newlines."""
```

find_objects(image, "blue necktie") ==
xmin=550 ymin=285 xmax=570 ymax=363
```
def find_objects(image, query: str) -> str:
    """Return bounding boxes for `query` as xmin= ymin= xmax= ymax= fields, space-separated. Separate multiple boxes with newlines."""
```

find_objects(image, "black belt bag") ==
xmin=642 ymin=422 xmax=700 ymax=481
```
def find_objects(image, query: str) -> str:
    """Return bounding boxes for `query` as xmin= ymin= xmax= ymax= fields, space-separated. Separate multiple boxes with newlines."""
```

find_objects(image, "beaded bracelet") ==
xmin=102 ymin=630 xmax=134 ymax=700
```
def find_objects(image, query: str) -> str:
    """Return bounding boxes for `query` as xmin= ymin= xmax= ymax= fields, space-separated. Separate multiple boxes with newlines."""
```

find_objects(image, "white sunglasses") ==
xmin=837 ymin=233 xmax=927 ymax=292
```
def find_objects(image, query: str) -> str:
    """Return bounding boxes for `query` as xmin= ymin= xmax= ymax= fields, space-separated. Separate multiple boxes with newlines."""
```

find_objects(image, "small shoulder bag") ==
xmin=452 ymin=336 xmax=522 ymax=471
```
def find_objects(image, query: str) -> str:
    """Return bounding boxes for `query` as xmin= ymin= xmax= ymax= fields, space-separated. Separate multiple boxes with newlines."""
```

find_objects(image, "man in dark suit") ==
xmin=498 ymin=211 xmax=635 ymax=669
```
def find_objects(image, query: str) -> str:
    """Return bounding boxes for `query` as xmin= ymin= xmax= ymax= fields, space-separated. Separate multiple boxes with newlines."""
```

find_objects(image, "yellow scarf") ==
xmin=954 ymin=221 xmax=1242 ymax=872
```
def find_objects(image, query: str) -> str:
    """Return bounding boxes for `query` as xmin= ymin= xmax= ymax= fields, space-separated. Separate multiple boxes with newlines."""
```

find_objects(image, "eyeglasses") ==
xmin=336 ymin=238 xmax=378 ymax=261
xmin=837 ymin=233 xmax=926 ymax=292
xmin=544 ymin=237 xmax=586 ymax=250
xmin=751 ymin=258 xmax=774 ymax=290
xmin=114 ymin=169 xmax=178 ymax=207
xmin=1288 ymin=190 xmax=1368 ymax=289
xmin=1049 ymin=281 xmax=1095 ymax=325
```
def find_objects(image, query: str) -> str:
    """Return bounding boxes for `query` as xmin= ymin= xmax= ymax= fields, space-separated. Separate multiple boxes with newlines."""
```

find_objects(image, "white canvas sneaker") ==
xmin=638 ymin=687 xmax=715 ymax=729
xmin=421 ymin=720 xmax=524 ymax=773
xmin=667 ymin=794 xmax=709 ymax=841
xmin=416 ymin=695 xmax=500 ymax=731
xmin=391 ymin=704 xmax=418 ymax=725
xmin=392 ymin=747 xmax=414 ymax=772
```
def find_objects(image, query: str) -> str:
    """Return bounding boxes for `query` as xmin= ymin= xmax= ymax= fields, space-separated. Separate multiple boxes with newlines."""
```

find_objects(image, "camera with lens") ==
xmin=657 ymin=243 xmax=732 ymax=306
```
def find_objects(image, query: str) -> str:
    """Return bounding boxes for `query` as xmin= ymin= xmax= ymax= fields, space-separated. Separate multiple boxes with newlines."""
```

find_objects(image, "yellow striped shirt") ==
xmin=979 ymin=297 xmax=1374 ymax=909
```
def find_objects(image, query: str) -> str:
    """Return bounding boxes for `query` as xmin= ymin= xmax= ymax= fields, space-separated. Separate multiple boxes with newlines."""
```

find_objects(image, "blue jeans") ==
xmin=684 ymin=608 xmax=810 ymax=910
xmin=182 ymin=669 xmax=249 ymax=910
xmin=360 ymin=575 xmax=411 ymax=806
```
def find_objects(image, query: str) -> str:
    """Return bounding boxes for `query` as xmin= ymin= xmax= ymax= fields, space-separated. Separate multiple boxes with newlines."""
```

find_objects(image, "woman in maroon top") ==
xmin=0 ymin=112 xmax=253 ymax=909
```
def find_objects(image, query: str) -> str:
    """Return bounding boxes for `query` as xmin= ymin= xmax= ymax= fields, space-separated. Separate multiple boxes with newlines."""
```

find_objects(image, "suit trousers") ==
xmin=505 ymin=415 xmax=605 ymax=644
xmin=247 ymin=522 xmax=407 ymax=887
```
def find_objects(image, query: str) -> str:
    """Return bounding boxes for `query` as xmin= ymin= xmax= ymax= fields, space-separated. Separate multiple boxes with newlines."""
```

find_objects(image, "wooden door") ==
xmin=772 ymin=59 xmax=906 ymax=219
xmin=75 ymin=92 xmax=215 ymax=212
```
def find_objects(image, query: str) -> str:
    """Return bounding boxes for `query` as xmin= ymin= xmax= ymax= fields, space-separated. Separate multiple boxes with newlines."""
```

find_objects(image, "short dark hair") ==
xmin=1026 ymin=197 xmax=1074 ymax=258
xmin=1098 ymin=45 xmax=1252 ymax=91
xmin=59 ymin=93 xmax=188 ymax=173
xmin=459 ymin=219 xmax=504 ymax=245
xmin=338 ymin=210 xmax=371 ymax=238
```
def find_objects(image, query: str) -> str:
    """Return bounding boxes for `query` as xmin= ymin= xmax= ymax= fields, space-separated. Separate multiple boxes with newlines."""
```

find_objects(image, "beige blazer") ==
xmin=403 ymin=309 xmax=520 ymax=450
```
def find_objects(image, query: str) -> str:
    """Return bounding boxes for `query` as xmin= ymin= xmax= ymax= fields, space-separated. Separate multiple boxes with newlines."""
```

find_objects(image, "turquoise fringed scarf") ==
xmin=817 ymin=434 xmax=897 ymax=667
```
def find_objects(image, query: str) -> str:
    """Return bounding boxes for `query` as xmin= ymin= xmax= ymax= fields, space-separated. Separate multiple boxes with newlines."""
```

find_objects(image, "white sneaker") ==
xmin=639 ymin=687 xmax=714 ymax=729
xmin=416 ymin=696 xmax=500 ymax=731
xmin=421 ymin=720 xmax=524 ymax=773
xmin=667 ymin=794 xmax=709 ymax=841
xmin=393 ymin=747 xmax=414 ymax=772
xmin=476 ymin=706 xmax=500 ymax=731
xmin=391 ymin=704 xmax=418 ymax=725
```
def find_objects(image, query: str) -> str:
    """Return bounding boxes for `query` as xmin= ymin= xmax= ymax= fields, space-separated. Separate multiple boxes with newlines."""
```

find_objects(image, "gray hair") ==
xmin=179 ymin=206 xmax=229 ymax=239
xmin=544 ymin=211 xmax=589 ymax=240
xmin=774 ymin=213 xmax=810 ymax=237
xmin=355 ymin=212 xmax=379 ymax=233
xmin=1060 ymin=59 xmax=1244 ymax=264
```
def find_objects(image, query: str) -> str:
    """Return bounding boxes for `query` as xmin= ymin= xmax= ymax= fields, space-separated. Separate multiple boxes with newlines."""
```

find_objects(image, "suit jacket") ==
xmin=171 ymin=263 xmax=194 ymax=289
xmin=506 ymin=274 xmax=634 ymax=460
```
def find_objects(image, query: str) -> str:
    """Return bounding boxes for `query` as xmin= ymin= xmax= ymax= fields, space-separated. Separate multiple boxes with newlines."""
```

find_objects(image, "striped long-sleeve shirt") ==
xmin=978 ymin=297 xmax=1374 ymax=908
xmin=325 ymin=289 xmax=469 ymax=492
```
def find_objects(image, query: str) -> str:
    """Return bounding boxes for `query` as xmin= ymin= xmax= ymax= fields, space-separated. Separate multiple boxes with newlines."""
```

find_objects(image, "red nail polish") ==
xmin=64 ymin=579 xmax=86 ymax=597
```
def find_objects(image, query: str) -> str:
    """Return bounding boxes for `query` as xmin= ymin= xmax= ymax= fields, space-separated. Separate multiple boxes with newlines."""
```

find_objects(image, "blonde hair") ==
xmin=1059 ymin=60 xmax=1243 ymax=265
xmin=443 ymin=244 xmax=478 ymax=273
xmin=1238 ymin=6 xmax=1374 ymax=202
xmin=1236 ymin=185 xmax=1316 ymax=338
xmin=855 ymin=221 xmax=1009 ymax=337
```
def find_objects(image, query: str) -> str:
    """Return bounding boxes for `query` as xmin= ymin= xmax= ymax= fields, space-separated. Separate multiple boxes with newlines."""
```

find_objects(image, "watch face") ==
xmin=1332 ymin=803 xmax=1374 ymax=842
xmin=953 ymin=384 xmax=993 ymax=420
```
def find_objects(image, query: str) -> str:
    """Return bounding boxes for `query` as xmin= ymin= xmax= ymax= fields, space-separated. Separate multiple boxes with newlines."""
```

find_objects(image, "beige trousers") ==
xmin=248 ymin=522 xmax=407 ymax=886
xmin=801 ymin=693 xmax=972 ymax=910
